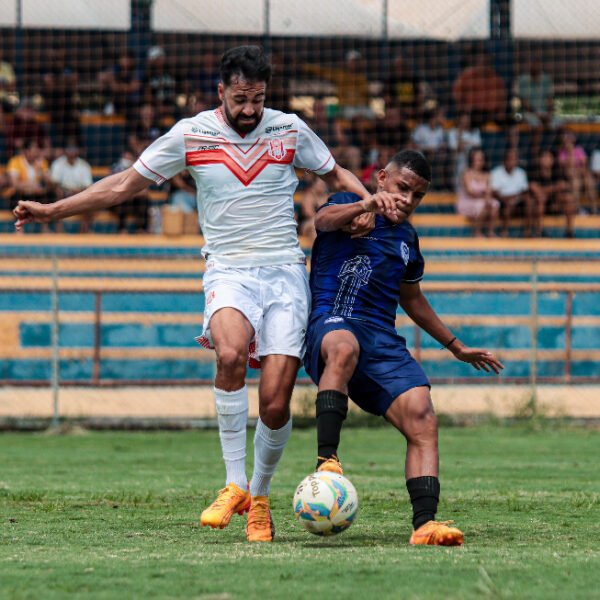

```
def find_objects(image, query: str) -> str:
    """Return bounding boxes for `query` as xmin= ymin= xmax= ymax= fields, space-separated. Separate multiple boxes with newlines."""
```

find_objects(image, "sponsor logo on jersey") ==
xmin=324 ymin=316 xmax=345 ymax=324
xmin=195 ymin=144 xmax=220 ymax=151
xmin=265 ymin=123 xmax=293 ymax=134
xmin=267 ymin=139 xmax=287 ymax=161
xmin=191 ymin=127 xmax=220 ymax=136
xmin=401 ymin=241 xmax=410 ymax=265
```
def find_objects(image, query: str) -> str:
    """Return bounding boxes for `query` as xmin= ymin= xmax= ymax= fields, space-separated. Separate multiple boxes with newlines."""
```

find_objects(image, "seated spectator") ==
xmin=42 ymin=46 xmax=80 ymax=150
xmin=298 ymin=173 xmax=330 ymax=242
xmin=557 ymin=130 xmax=597 ymax=214
xmin=127 ymin=103 xmax=163 ymax=157
xmin=411 ymin=107 xmax=450 ymax=189
xmin=6 ymin=98 xmax=51 ymax=159
xmin=304 ymin=50 xmax=373 ymax=120
xmin=110 ymin=148 xmax=150 ymax=233
xmin=372 ymin=106 xmax=410 ymax=155
xmin=142 ymin=46 xmax=177 ymax=120
xmin=383 ymin=55 xmax=425 ymax=120
xmin=516 ymin=59 xmax=555 ymax=156
xmin=491 ymin=148 xmax=533 ymax=237
xmin=187 ymin=52 xmax=220 ymax=107
xmin=516 ymin=59 xmax=554 ymax=125
xmin=529 ymin=149 xmax=576 ymax=238
xmin=456 ymin=147 xmax=499 ymax=237
xmin=452 ymin=53 xmax=507 ymax=128
xmin=0 ymin=46 xmax=17 ymax=113
xmin=447 ymin=112 xmax=482 ymax=188
xmin=6 ymin=139 xmax=53 ymax=208
xmin=50 ymin=141 xmax=94 ymax=233
xmin=169 ymin=170 xmax=196 ymax=214
xmin=97 ymin=49 xmax=141 ymax=121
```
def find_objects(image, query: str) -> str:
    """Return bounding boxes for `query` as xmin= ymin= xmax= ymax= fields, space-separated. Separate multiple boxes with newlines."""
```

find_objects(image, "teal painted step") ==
xmin=2 ymin=358 xmax=596 ymax=381
xmin=0 ymin=292 xmax=204 ymax=313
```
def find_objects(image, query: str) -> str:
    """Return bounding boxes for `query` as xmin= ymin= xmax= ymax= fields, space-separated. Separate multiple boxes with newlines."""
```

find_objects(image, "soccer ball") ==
xmin=293 ymin=471 xmax=359 ymax=536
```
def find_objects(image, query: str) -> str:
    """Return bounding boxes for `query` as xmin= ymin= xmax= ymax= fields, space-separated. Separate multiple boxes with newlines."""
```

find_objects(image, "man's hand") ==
xmin=360 ymin=192 xmax=406 ymax=224
xmin=342 ymin=212 xmax=375 ymax=238
xmin=451 ymin=345 xmax=505 ymax=375
xmin=13 ymin=200 xmax=53 ymax=231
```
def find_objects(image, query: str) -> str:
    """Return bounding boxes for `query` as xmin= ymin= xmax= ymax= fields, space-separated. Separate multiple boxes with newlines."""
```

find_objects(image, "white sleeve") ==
xmin=490 ymin=167 xmax=501 ymax=192
xmin=293 ymin=117 xmax=335 ymax=175
xmin=519 ymin=169 xmax=529 ymax=192
xmin=133 ymin=121 xmax=186 ymax=185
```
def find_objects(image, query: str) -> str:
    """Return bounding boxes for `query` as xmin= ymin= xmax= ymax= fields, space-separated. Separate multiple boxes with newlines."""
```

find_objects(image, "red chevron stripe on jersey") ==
xmin=186 ymin=148 xmax=295 ymax=186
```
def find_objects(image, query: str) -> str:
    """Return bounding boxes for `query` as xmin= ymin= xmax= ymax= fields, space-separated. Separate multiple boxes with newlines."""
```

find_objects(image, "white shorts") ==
xmin=195 ymin=261 xmax=310 ymax=367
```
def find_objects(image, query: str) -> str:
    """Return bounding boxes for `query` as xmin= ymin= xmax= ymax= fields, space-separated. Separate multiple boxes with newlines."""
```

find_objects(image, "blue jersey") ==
xmin=309 ymin=192 xmax=425 ymax=331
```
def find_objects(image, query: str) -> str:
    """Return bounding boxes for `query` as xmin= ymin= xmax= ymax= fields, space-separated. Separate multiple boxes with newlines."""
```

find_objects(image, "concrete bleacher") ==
xmin=1 ymin=234 xmax=599 ymax=384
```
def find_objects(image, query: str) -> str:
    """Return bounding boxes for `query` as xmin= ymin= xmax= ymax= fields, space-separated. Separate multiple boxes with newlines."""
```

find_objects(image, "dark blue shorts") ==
xmin=304 ymin=314 xmax=430 ymax=416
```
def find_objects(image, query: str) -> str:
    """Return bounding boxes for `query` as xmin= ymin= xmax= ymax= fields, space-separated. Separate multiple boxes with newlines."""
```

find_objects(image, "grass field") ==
xmin=1 ymin=425 xmax=600 ymax=599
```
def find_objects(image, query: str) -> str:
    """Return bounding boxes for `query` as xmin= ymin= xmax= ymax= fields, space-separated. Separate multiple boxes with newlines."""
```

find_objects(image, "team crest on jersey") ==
xmin=401 ymin=241 xmax=410 ymax=266
xmin=267 ymin=139 xmax=286 ymax=161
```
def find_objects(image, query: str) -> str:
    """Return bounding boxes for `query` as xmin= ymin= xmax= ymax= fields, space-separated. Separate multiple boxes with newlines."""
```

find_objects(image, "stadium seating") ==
xmin=1 ymin=233 xmax=598 ymax=385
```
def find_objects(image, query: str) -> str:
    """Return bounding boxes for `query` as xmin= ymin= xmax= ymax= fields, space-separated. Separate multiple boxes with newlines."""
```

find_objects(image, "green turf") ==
xmin=1 ymin=426 xmax=599 ymax=599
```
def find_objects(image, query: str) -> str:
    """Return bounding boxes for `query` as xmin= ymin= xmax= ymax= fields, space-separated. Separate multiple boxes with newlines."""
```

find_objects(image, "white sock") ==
xmin=214 ymin=386 xmax=248 ymax=489
xmin=250 ymin=418 xmax=292 ymax=497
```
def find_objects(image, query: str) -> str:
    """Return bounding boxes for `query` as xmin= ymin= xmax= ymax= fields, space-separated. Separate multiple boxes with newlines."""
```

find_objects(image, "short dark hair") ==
xmin=220 ymin=45 xmax=272 ymax=86
xmin=389 ymin=150 xmax=432 ymax=182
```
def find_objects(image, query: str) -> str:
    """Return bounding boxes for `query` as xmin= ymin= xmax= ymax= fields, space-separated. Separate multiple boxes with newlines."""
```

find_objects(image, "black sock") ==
xmin=406 ymin=476 xmax=440 ymax=530
xmin=315 ymin=390 xmax=348 ymax=469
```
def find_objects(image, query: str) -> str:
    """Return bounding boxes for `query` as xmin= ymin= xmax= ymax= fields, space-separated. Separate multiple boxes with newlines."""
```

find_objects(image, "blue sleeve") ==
xmin=316 ymin=191 xmax=362 ymax=212
xmin=403 ymin=232 xmax=425 ymax=283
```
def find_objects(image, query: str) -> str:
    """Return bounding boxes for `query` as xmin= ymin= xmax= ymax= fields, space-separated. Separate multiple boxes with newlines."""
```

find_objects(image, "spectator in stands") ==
xmin=529 ymin=149 xmax=576 ymax=238
xmin=6 ymin=98 xmax=51 ymax=160
xmin=516 ymin=59 xmax=555 ymax=156
xmin=127 ymin=103 xmax=163 ymax=157
xmin=456 ymin=147 xmax=499 ymax=237
xmin=169 ymin=170 xmax=196 ymax=214
xmin=0 ymin=47 xmax=17 ymax=113
xmin=452 ymin=53 xmax=507 ymax=128
xmin=42 ymin=46 xmax=80 ymax=150
xmin=410 ymin=107 xmax=450 ymax=189
xmin=447 ymin=112 xmax=482 ymax=188
xmin=50 ymin=140 xmax=94 ymax=233
xmin=383 ymin=55 xmax=425 ymax=120
xmin=110 ymin=148 xmax=150 ymax=233
xmin=196 ymin=51 xmax=221 ymax=105
xmin=142 ymin=46 xmax=177 ymax=120
xmin=97 ymin=48 xmax=142 ymax=122
xmin=491 ymin=148 xmax=533 ymax=237
xmin=298 ymin=173 xmax=330 ymax=242
xmin=304 ymin=50 xmax=373 ymax=120
xmin=268 ymin=52 xmax=292 ymax=113
xmin=557 ymin=130 xmax=597 ymax=214
xmin=516 ymin=59 xmax=554 ymax=129
xmin=6 ymin=139 xmax=53 ymax=228
xmin=372 ymin=106 xmax=410 ymax=157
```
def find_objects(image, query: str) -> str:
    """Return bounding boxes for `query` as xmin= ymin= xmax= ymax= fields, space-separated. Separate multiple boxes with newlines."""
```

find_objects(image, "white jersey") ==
xmin=134 ymin=107 xmax=335 ymax=267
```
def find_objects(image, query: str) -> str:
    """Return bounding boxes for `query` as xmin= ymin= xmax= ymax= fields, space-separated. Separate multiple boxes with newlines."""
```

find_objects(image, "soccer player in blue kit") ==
xmin=304 ymin=150 xmax=504 ymax=546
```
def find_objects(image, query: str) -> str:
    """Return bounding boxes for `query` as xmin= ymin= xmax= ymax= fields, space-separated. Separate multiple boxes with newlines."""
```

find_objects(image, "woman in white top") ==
xmin=456 ymin=147 xmax=500 ymax=237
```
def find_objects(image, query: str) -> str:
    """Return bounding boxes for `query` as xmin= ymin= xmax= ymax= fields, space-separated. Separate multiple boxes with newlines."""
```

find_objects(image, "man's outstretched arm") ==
xmin=14 ymin=166 xmax=152 ymax=231
xmin=399 ymin=281 xmax=505 ymax=374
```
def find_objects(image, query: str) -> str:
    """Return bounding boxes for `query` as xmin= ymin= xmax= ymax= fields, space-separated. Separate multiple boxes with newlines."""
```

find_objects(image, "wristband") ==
xmin=441 ymin=336 xmax=457 ymax=350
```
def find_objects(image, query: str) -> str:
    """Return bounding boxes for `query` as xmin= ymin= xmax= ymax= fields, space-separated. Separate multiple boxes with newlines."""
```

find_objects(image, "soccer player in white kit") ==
xmin=14 ymin=46 xmax=394 ymax=542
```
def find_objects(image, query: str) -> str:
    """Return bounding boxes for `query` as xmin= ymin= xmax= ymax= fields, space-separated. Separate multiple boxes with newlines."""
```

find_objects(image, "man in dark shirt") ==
xmin=304 ymin=150 xmax=504 ymax=545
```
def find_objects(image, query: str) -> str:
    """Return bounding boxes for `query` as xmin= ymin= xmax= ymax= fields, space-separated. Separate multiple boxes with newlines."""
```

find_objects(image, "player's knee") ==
xmin=325 ymin=342 xmax=359 ymax=374
xmin=259 ymin=396 xmax=289 ymax=429
xmin=405 ymin=404 xmax=438 ymax=442
xmin=216 ymin=346 xmax=247 ymax=375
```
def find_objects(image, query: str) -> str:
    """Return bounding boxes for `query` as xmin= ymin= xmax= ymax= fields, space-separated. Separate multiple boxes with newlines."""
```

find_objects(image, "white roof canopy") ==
xmin=152 ymin=0 xmax=490 ymax=40
xmin=513 ymin=0 xmax=600 ymax=39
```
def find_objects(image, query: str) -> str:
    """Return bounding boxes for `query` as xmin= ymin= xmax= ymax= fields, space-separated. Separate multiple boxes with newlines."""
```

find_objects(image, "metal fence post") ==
xmin=529 ymin=259 xmax=539 ymax=414
xmin=50 ymin=255 xmax=60 ymax=427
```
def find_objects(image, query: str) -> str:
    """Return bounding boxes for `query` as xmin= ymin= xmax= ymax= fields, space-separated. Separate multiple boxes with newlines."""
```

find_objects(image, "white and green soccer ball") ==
xmin=293 ymin=471 xmax=359 ymax=536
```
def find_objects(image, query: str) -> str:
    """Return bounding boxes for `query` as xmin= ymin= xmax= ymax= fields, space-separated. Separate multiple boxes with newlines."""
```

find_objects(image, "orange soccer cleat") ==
xmin=409 ymin=520 xmax=464 ymax=546
xmin=200 ymin=482 xmax=251 ymax=529
xmin=246 ymin=496 xmax=275 ymax=542
xmin=316 ymin=455 xmax=344 ymax=475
